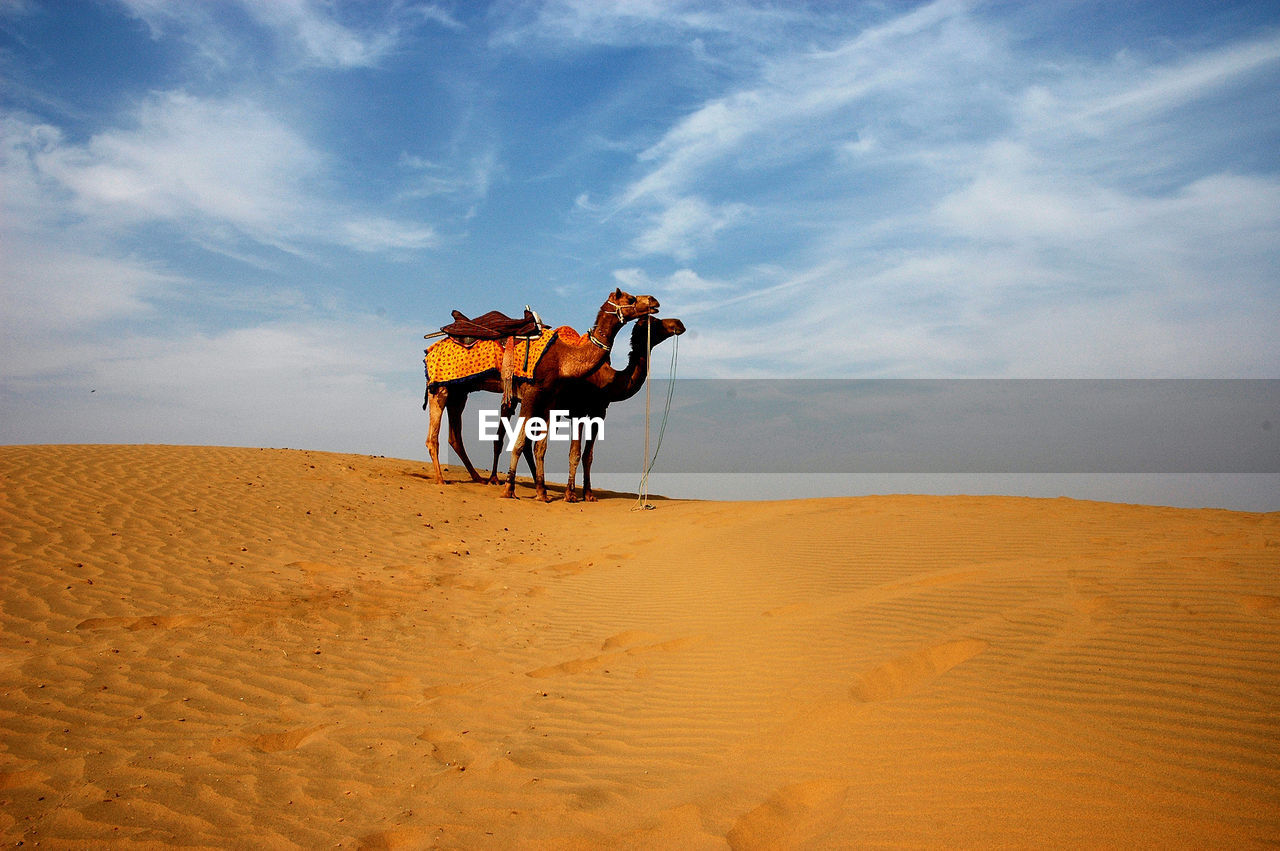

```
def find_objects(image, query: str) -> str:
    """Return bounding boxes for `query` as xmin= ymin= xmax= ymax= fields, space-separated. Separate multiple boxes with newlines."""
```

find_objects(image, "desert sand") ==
xmin=0 ymin=444 xmax=1277 ymax=848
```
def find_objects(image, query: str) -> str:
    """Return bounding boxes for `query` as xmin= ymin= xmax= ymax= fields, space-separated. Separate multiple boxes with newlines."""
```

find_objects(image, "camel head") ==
xmin=630 ymin=316 xmax=686 ymax=349
xmin=605 ymin=287 xmax=660 ymax=322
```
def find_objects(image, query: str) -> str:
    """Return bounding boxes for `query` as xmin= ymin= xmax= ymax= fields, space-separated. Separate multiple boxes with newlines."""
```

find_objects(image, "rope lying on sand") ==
xmin=634 ymin=321 xmax=679 ymax=510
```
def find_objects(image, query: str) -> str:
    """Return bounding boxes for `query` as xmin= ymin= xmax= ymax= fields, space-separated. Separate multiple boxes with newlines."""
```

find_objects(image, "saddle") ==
xmin=440 ymin=309 xmax=541 ymax=341
xmin=434 ymin=308 xmax=546 ymax=407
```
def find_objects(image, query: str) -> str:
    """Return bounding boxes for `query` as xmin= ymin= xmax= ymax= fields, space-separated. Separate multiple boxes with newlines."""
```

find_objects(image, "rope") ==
xmin=634 ymin=323 xmax=679 ymax=510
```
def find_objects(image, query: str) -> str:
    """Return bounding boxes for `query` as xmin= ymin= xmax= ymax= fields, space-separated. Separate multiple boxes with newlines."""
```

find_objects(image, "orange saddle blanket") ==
xmin=425 ymin=327 xmax=559 ymax=390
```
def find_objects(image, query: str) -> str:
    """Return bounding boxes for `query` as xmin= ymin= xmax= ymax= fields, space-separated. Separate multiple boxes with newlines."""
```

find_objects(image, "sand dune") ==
xmin=0 ymin=444 xmax=1277 ymax=848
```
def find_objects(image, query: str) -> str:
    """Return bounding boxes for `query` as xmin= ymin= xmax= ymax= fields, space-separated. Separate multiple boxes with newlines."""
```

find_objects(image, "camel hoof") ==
xmin=583 ymin=492 xmax=598 ymax=502
xmin=536 ymin=492 xmax=552 ymax=503
xmin=564 ymin=492 xmax=578 ymax=504
xmin=499 ymin=488 xmax=517 ymax=500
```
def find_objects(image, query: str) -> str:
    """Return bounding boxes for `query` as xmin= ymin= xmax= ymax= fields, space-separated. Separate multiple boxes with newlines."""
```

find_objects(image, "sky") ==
xmin=2 ymin=0 xmax=1279 ymax=466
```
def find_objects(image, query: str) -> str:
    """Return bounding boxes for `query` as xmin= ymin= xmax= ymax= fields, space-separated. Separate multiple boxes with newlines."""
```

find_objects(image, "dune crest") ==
xmin=1 ymin=445 xmax=1277 ymax=846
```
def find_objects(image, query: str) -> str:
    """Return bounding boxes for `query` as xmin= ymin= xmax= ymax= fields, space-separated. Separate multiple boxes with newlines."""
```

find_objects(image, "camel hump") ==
xmin=554 ymin=326 xmax=585 ymax=346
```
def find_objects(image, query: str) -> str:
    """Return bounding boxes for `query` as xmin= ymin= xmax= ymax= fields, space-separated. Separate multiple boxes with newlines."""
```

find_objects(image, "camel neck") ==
xmin=605 ymin=338 xmax=653 ymax=401
xmin=587 ymin=308 xmax=624 ymax=351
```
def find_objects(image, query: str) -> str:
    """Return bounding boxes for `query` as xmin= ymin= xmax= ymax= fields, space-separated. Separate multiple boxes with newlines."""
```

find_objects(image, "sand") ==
xmin=0 ymin=444 xmax=1277 ymax=848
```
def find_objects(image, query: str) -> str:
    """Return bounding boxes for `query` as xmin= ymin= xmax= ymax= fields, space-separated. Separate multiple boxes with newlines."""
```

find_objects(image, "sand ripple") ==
xmin=1 ymin=446 xmax=1277 ymax=846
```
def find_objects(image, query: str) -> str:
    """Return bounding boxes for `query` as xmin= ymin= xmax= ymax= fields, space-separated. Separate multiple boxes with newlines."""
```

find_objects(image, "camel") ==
xmin=498 ymin=289 xmax=660 ymax=501
xmin=424 ymin=288 xmax=658 ymax=497
xmin=558 ymin=315 xmax=685 ymax=503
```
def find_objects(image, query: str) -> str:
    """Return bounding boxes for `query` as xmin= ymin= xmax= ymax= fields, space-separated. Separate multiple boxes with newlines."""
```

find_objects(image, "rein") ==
xmin=634 ymin=320 xmax=679 ymax=511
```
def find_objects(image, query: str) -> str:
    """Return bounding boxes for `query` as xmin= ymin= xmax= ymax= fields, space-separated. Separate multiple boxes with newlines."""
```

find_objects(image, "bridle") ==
xmin=587 ymin=298 xmax=647 ymax=350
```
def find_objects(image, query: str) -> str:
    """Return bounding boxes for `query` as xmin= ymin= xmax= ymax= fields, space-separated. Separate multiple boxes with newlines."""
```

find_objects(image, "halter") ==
xmin=605 ymin=299 xmax=628 ymax=321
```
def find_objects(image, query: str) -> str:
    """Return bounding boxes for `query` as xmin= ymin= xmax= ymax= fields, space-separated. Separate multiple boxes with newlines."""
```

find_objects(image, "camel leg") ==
xmin=518 ymin=394 xmax=553 ymax=503
xmin=500 ymin=422 xmax=550 ymax=500
xmin=487 ymin=398 xmax=515 ymax=484
xmin=532 ymin=428 xmax=551 ymax=502
xmin=500 ymin=424 xmax=524 ymax=499
xmin=426 ymin=389 xmax=447 ymax=484
xmin=501 ymin=395 xmax=550 ymax=501
xmin=564 ymin=436 xmax=581 ymax=503
xmin=582 ymin=435 xmax=598 ymax=502
xmin=492 ymin=394 xmax=537 ymax=484
xmin=445 ymin=392 xmax=484 ymax=483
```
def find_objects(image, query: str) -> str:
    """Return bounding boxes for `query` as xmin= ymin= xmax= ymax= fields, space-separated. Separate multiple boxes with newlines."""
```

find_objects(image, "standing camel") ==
xmin=424 ymin=289 xmax=658 ymax=496
xmin=557 ymin=316 xmax=685 ymax=503
xmin=498 ymin=290 xmax=659 ymax=501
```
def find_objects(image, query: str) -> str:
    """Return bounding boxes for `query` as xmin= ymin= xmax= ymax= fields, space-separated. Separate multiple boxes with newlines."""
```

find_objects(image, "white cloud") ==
xmin=0 ymin=236 xmax=178 ymax=337
xmin=339 ymin=217 xmax=440 ymax=253
xmin=33 ymin=93 xmax=320 ymax=233
xmin=116 ymin=0 xmax=400 ymax=68
xmin=600 ymin=2 xmax=1280 ymax=376
xmin=254 ymin=0 xmax=396 ymax=67
xmin=629 ymin=196 xmax=748 ymax=259
xmin=5 ymin=93 xmax=438 ymax=257
xmin=489 ymin=0 xmax=800 ymax=51
xmin=1076 ymin=33 xmax=1280 ymax=126
xmin=414 ymin=4 xmax=464 ymax=32
xmin=610 ymin=0 xmax=991 ymax=260
xmin=613 ymin=266 xmax=730 ymax=295
xmin=398 ymin=150 xmax=498 ymax=202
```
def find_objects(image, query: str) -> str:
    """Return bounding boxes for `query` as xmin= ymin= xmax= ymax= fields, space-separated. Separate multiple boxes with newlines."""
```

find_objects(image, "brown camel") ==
xmin=557 ymin=316 xmax=685 ymax=503
xmin=424 ymin=289 xmax=658 ymax=496
xmin=497 ymin=289 xmax=660 ymax=501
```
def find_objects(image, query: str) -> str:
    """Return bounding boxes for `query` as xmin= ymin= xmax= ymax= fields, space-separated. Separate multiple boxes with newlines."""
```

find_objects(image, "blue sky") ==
xmin=2 ymin=0 xmax=1279 ymax=459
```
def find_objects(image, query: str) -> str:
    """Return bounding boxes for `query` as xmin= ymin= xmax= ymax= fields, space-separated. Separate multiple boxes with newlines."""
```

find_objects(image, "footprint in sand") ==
xmin=422 ymin=682 xmax=477 ymax=699
xmin=213 ymin=725 xmax=327 ymax=754
xmin=526 ymin=655 xmax=610 ymax=679
xmin=286 ymin=560 xmax=343 ymax=574
xmin=527 ymin=635 xmax=703 ymax=678
xmin=76 ymin=614 xmax=204 ymax=631
xmin=726 ymin=780 xmax=849 ymax=850
xmin=358 ymin=827 xmax=433 ymax=850
xmin=600 ymin=630 xmax=663 ymax=651
xmin=540 ymin=558 xmax=595 ymax=575
xmin=850 ymin=638 xmax=988 ymax=702
xmin=537 ymin=552 xmax=634 ymax=576
xmin=418 ymin=727 xmax=484 ymax=769
xmin=249 ymin=725 xmax=327 ymax=753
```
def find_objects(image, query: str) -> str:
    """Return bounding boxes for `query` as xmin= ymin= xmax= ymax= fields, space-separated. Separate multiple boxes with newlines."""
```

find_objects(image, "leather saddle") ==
xmin=440 ymin=309 xmax=541 ymax=341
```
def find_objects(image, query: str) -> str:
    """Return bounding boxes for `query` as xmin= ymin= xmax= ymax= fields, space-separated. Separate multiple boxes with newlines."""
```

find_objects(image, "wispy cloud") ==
xmin=6 ymin=92 xmax=438 ymax=257
xmin=1075 ymin=33 xmax=1280 ymax=125
xmin=31 ymin=93 xmax=321 ymax=234
xmin=606 ymin=1 xmax=1280 ymax=376
xmin=628 ymin=196 xmax=748 ymax=260
xmin=116 ymin=0 xmax=402 ymax=68
xmin=613 ymin=266 xmax=732 ymax=298
xmin=488 ymin=0 xmax=807 ymax=52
